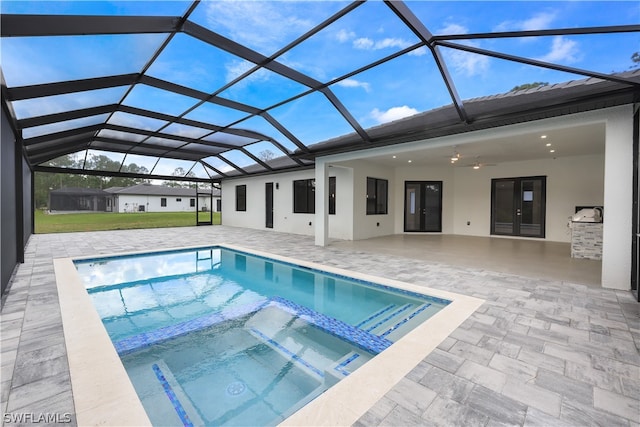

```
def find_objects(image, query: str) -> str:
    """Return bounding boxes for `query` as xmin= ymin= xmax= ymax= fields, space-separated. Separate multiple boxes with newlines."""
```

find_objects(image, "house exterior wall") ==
xmin=115 ymin=194 xmax=214 ymax=213
xmin=221 ymin=168 xmax=351 ymax=238
xmin=450 ymin=154 xmax=604 ymax=242
xmin=351 ymin=161 xmax=395 ymax=241
xmin=221 ymin=106 xmax=633 ymax=290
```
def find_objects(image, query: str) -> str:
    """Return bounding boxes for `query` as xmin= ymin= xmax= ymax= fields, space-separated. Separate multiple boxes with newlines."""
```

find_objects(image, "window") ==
xmin=160 ymin=197 xmax=167 ymax=207
xmin=190 ymin=198 xmax=195 ymax=207
xmin=366 ymin=177 xmax=388 ymax=215
xmin=329 ymin=176 xmax=336 ymax=215
xmin=176 ymin=198 xmax=182 ymax=202
xmin=236 ymin=185 xmax=246 ymax=211
xmin=293 ymin=179 xmax=315 ymax=213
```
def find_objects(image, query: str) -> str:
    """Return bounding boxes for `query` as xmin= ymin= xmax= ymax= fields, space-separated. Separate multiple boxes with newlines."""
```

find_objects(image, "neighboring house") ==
xmin=48 ymin=184 xmax=221 ymax=213
xmin=49 ymin=187 xmax=112 ymax=212
xmin=104 ymin=184 xmax=221 ymax=213
xmin=221 ymin=72 xmax=638 ymax=292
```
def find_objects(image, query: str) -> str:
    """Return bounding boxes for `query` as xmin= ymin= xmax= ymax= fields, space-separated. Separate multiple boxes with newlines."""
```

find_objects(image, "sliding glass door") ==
xmin=491 ymin=176 xmax=546 ymax=238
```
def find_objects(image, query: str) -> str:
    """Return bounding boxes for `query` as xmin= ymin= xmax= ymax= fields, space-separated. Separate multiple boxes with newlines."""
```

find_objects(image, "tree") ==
xmin=510 ymin=82 xmax=549 ymax=92
xmin=631 ymin=52 xmax=640 ymax=69
xmin=258 ymin=149 xmax=276 ymax=161
xmin=163 ymin=167 xmax=196 ymax=188
xmin=34 ymin=154 xmax=153 ymax=208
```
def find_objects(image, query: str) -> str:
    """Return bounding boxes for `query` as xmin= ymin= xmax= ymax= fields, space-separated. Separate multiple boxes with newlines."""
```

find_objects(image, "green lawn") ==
xmin=34 ymin=209 xmax=221 ymax=233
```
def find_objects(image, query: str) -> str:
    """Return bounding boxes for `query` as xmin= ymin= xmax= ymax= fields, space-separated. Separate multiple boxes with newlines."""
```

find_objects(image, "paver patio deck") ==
xmin=1 ymin=226 xmax=638 ymax=426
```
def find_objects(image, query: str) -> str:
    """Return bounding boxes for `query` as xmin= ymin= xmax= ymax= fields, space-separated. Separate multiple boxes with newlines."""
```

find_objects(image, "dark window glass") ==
xmin=329 ymin=176 xmax=336 ymax=215
xmin=236 ymin=185 xmax=246 ymax=211
xmin=293 ymin=179 xmax=315 ymax=213
xmin=366 ymin=177 xmax=388 ymax=215
xmin=160 ymin=197 xmax=167 ymax=207
xmin=176 ymin=198 xmax=181 ymax=202
xmin=190 ymin=198 xmax=195 ymax=207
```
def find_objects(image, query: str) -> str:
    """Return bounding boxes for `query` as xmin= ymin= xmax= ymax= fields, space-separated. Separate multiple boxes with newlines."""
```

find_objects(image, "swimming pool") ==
xmin=74 ymin=246 xmax=450 ymax=426
xmin=54 ymin=244 xmax=483 ymax=426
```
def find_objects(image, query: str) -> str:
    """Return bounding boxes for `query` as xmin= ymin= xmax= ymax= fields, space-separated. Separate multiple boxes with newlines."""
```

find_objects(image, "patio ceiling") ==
xmin=1 ymin=1 xmax=639 ymax=183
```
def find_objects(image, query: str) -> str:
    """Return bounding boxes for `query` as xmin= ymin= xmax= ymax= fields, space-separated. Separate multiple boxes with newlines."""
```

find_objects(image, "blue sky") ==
xmin=2 ymin=0 xmax=638 ymax=177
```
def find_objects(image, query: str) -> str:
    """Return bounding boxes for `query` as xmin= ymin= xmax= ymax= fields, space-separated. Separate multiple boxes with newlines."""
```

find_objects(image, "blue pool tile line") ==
xmin=380 ymin=303 xmax=432 ymax=338
xmin=115 ymin=299 xmax=269 ymax=355
xmin=355 ymin=304 xmax=397 ymax=328
xmin=152 ymin=363 xmax=193 ymax=427
xmin=250 ymin=328 xmax=325 ymax=379
xmin=364 ymin=304 xmax=413 ymax=333
xmin=334 ymin=353 xmax=360 ymax=376
xmin=270 ymin=296 xmax=392 ymax=354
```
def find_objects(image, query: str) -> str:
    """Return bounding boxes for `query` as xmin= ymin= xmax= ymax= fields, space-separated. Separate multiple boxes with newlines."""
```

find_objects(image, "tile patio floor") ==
xmin=1 ymin=226 xmax=638 ymax=426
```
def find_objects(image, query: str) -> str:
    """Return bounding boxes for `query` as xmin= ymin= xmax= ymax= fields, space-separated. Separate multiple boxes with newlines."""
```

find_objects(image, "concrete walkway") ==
xmin=1 ymin=226 xmax=638 ymax=426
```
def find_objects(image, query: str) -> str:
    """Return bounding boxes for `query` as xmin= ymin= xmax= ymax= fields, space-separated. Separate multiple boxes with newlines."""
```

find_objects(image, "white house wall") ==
xmin=450 ymin=154 xmax=604 ymax=242
xmin=350 ymin=161 xmax=395 ymax=240
xmin=221 ymin=169 xmax=352 ymax=239
xmin=115 ymin=194 xmax=214 ymax=213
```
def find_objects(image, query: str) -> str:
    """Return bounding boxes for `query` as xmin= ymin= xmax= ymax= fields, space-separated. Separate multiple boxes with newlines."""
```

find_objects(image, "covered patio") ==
xmin=332 ymin=234 xmax=602 ymax=287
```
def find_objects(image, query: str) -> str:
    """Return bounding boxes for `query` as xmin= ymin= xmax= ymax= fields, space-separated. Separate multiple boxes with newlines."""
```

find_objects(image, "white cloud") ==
xmin=370 ymin=106 xmax=419 ymax=124
xmin=353 ymin=37 xmax=374 ymax=50
xmin=494 ymin=11 xmax=557 ymax=32
xmin=448 ymin=48 xmax=490 ymax=76
xmin=537 ymin=36 xmax=581 ymax=63
xmin=335 ymin=79 xmax=371 ymax=92
xmin=438 ymin=23 xmax=468 ymax=35
xmin=336 ymin=29 xmax=355 ymax=43
xmin=435 ymin=22 xmax=489 ymax=75
xmin=353 ymin=37 xmax=412 ymax=51
xmin=204 ymin=1 xmax=313 ymax=54
xmin=225 ymin=59 xmax=271 ymax=85
xmin=408 ymin=46 xmax=429 ymax=57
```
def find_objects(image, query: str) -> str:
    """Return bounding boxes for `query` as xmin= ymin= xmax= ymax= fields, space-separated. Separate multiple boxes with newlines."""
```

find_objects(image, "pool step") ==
xmin=359 ymin=303 xmax=433 ymax=340
xmin=248 ymin=326 xmax=326 ymax=380
xmin=323 ymin=351 xmax=372 ymax=386
xmin=269 ymin=296 xmax=392 ymax=354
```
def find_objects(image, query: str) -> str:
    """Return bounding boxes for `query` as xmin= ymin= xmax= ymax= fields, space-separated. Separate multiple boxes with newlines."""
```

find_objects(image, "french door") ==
xmin=404 ymin=181 xmax=442 ymax=232
xmin=491 ymin=176 xmax=546 ymax=238
xmin=265 ymin=182 xmax=273 ymax=229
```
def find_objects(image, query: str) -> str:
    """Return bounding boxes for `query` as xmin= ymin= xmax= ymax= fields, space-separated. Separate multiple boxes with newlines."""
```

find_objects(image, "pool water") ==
xmin=75 ymin=247 xmax=449 ymax=426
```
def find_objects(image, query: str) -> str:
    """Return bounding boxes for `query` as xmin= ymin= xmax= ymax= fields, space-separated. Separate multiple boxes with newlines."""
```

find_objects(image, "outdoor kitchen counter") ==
xmin=570 ymin=221 xmax=603 ymax=260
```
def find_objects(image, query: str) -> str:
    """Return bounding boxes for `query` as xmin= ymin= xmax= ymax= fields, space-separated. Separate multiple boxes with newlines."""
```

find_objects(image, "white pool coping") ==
xmin=55 ymin=243 xmax=484 ymax=426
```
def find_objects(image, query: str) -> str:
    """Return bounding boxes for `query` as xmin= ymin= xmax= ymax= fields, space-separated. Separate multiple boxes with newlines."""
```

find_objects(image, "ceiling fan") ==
xmin=448 ymin=146 xmax=461 ymax=164
xmin=460 ymin=156 xmax=496 ymax=169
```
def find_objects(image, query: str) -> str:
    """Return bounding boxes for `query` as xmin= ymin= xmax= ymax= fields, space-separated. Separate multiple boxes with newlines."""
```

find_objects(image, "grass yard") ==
xmin=35 ymin=209 xmax=221 ymax=233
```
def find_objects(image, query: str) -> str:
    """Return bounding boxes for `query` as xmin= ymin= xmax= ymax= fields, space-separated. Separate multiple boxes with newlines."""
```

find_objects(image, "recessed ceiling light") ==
xmin=408 ymin=160 xmax=412 ymax=163
xmin=392 ymin=155 xmax=397 ymax=159
xmin=550 ymin=149 xmax=555 ymax=153
xmin=546 ymin=143 xmax=551 ymax=147
xmin=473 ymin=165 xmax=480 ymax=170
xmin=541 ymin=135 xmax=547 ymax=139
